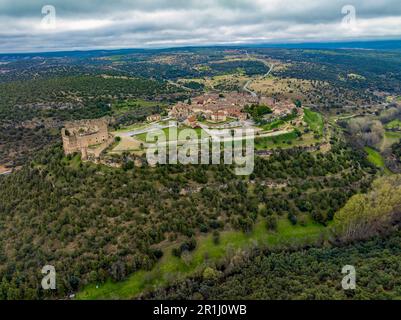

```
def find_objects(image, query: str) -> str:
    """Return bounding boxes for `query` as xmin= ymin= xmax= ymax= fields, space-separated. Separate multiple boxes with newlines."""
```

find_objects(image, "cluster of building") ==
xmin=168 ymin=92 xmax=295 ymax=127
xmin=169 ymin=93 xmax=250 ymax=125
xmin=61 ymin=92 xmax=299 ymax=160
xmin=146 ymin=114 xmax=162 ymax=122
xmin=62 ymin=118 xmax=114 ymax=160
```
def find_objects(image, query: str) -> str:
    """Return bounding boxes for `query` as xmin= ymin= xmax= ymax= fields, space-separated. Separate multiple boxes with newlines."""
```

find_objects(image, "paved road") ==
xmin=243 ymin=79 xmax=258 ymax=97
xmin=117 ymin=122 xmax=177 ymax=138
xmin=242 ymin=53 xmax=274 ymax=97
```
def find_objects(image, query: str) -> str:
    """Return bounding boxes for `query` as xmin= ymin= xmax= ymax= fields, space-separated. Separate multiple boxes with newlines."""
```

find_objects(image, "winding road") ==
xmin=243 ymin=51 xmax=274 ymax=97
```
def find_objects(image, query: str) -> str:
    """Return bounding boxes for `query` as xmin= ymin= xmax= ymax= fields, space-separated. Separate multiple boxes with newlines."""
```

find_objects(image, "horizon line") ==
xmin=1 ymin=38 xmax=401 ymax=56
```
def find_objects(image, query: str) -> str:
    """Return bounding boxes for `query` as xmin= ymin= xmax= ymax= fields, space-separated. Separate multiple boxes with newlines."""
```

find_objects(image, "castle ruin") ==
xmin=62 ymin=118 xmax=114 ymax=160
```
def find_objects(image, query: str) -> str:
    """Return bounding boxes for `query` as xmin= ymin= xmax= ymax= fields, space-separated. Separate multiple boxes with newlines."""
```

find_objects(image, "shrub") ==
xmin=212 ymin=231 xmax=220 ymax=245
xmin=266 ymin=216 xmax=278 ymax=231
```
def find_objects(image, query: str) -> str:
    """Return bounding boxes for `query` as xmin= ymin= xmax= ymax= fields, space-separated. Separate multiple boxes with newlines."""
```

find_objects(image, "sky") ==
xmin=1 ymin=0 xmax=401 ymax=53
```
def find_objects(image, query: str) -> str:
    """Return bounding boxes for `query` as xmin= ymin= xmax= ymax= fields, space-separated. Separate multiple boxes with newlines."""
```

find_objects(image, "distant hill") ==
xmin=1 ymin=39 xmax=401 ymax=58
xmin=247 ymin=39 xmax=401 ymax=50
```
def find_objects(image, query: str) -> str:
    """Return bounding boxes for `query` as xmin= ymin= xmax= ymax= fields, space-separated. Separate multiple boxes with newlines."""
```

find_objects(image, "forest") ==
xmin=143 ymin=174 xmax=401 ymax=300
xmin=143 ymin=231 xmax=401 ymax=300
xmin=0 ymin=134 xmax=376 ymax=299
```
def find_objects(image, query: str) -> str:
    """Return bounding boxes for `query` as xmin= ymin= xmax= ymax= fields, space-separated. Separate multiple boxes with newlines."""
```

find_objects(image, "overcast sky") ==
xmin=1 ymin=0 xmax=401 ymax=53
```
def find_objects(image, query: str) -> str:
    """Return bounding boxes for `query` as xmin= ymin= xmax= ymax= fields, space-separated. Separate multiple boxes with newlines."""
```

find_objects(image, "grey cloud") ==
xmin=1 ymin=0 xmax=401 ymax=52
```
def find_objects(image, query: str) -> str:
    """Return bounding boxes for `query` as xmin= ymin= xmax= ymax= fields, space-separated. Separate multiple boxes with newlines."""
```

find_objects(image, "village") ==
xmin=61 ymin=91 xmax=315 ymax=165
xmin=167 ymin=92 xmax=295 ymax=126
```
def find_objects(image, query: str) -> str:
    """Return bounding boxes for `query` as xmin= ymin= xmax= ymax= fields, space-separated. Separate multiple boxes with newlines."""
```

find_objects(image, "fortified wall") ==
xmin=62 ymin=118 xmax=113 ymax=160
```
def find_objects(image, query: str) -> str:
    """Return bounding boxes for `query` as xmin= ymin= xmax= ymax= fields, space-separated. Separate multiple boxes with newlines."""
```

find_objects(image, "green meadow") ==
xmin=261 ymin=119 xmax=286 ymax=131
xmin=365 ymin=146 xmax=385 ymax=168
xmin=385 ymin=119 xmax=401 ymax=130
xmin=304 ymin=108 xmax=324 ymax=136
xmin=77 ymin=218 xmax=326 ymax=300
xmin=255 ymin=131 xmax=299 ymax=150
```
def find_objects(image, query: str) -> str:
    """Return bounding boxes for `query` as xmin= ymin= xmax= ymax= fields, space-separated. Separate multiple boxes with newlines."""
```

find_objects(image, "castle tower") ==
xmin=61 ymin=117 xmax=112 ymax=160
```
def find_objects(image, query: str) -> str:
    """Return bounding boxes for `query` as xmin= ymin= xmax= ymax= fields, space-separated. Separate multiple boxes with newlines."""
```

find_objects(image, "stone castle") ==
xmin=62 ymin=118 xmax=114 ymax=160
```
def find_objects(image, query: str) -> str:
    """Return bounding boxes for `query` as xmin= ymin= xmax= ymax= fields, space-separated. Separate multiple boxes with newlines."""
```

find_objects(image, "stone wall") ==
xmin=62 ymin=118 xmax=113 ymax=160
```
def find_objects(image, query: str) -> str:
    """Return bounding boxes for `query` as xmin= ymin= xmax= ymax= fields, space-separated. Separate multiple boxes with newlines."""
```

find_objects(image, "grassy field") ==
xmin=261 ymin=119 xmax=286 ymax=131
xmin=365 ymin=146 xmax=385 ymax=168
xmin=304 ymin=108 xmax=324 ymax=135
xmin=385 ymin=119 xmax=401 ymax=130
xmin=254 ymin=130 xmax=320 ymax=150
xmin=255 ymin=131 xmax=299 ymax=150
xmin=77 ymin=218 xmax=326 ymax=300
xmin=63 ymin=154 xmax=82 ymax=170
